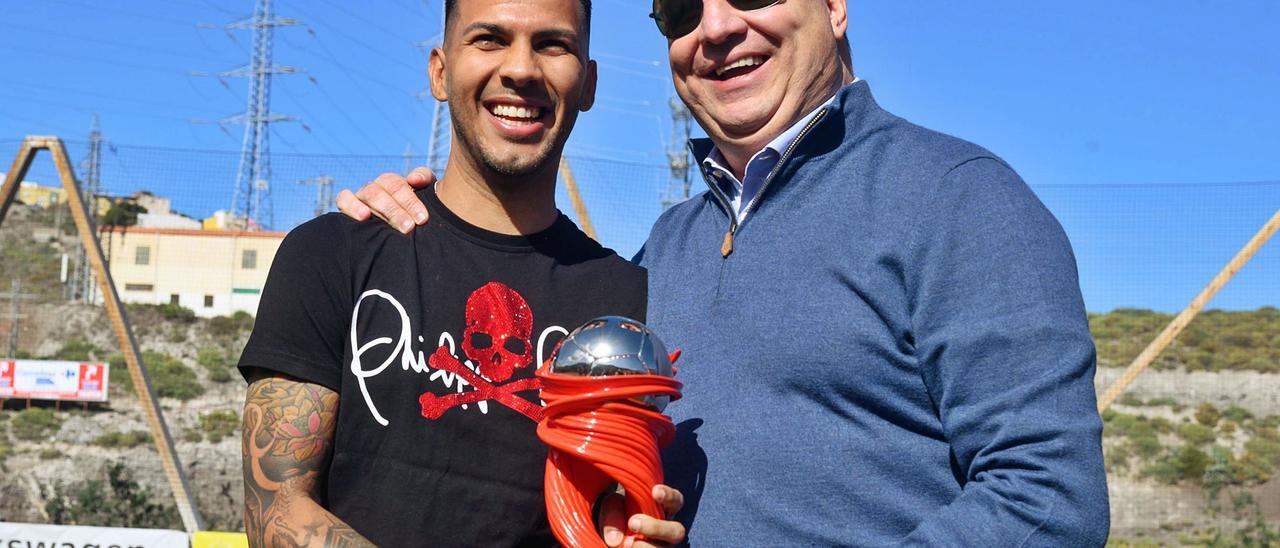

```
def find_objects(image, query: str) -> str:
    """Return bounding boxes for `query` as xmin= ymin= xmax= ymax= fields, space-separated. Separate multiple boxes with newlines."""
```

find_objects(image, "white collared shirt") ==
xmin=701 ymin=81 xmax=852 ymax=222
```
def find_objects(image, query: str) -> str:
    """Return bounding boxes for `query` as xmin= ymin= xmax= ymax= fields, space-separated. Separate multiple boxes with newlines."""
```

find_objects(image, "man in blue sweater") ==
xmin=339 ymin=0 xmax=1110 ymax=545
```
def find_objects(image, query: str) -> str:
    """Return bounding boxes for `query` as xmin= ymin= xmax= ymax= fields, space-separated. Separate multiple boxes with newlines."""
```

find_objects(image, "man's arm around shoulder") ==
xmin=242 ymin=369 xmax=373 ymax=547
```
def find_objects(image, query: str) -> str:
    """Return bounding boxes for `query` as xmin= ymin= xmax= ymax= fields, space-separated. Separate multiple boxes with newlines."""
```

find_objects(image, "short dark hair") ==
xmin=443 ymin=0 xmax=592 ymax=35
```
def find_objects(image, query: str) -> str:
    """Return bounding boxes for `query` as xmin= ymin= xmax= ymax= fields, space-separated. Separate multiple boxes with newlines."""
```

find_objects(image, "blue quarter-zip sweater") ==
xmin=636 ymin=81 xmax=1109 ymax=546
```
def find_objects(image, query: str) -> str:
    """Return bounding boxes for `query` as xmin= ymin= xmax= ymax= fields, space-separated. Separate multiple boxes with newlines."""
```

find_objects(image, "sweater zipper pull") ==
xmin=721 ymin=229 xmax=734 ymax=257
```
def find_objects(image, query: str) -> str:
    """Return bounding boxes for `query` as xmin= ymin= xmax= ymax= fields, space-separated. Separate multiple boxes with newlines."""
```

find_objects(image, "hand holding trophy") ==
xmin=537 ymin=316 xmax=683 ymax=548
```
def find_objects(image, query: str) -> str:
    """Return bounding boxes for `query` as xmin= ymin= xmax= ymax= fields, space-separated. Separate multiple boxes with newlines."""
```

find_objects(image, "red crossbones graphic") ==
xmin=419 ymin=346 xmax=544 ymax=421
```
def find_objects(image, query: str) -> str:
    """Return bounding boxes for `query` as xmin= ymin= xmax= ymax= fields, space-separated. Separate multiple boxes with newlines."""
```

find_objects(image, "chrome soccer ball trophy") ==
xmin=550 ymin=316 xmax=674 ymax=412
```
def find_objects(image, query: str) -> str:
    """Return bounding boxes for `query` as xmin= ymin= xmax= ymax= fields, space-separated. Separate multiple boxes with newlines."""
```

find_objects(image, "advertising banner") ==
xmin=0 ymin=521 xmax=187 ymax=548
xmin=191 ymin=531 xmax=248 ymax=548
xmin=0 ymin=360 xmax=109 ymax=402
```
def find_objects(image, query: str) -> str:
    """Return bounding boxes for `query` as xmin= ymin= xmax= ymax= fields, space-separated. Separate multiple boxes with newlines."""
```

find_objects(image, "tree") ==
xmin=100 ymin=201 xmax=146 ymax=265
xmin=1196 ymin=403 xmax=1221 ymax=427
xmin=100 ymin=202 xmax=146 ymax=227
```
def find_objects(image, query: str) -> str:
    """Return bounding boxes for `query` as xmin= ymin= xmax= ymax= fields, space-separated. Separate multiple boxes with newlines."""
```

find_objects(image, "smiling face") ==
xmin=666 ymin=0 xmax=849 ymax=162
xmin=431 ymin=0 xmax=596 ymax=179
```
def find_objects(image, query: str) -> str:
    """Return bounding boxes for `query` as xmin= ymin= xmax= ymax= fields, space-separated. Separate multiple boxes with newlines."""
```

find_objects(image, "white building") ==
xmin=202 ymin=209 xmax=249 ymax=231
xmin=136 ymin=212 xmax=201 ymax=230
xmin=129 ymin=191 xmax=201 ymax=229
xmin=99 ymin=227 xmax=286 ymax=317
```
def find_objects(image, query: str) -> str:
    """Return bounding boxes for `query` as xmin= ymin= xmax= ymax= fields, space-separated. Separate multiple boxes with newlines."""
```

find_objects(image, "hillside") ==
xmin=0 ymin=296 xmax=253 ymax=529
xmin=1 ymin=202 xmax=251 ymax=529
xmin=1091 ymin=308 xmax=1280 ymax=373
xmin=0 ymin=201 xmax=1277 ymax=541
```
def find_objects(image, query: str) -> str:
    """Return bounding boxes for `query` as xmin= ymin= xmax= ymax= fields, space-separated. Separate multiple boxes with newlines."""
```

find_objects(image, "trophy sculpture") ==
xmin=536 ymin=316 xmax=683 ymax=548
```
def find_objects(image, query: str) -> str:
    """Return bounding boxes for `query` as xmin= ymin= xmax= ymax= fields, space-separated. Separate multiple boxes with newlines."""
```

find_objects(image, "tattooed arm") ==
xmin=242 ymin=370 xmax=374 ymax=547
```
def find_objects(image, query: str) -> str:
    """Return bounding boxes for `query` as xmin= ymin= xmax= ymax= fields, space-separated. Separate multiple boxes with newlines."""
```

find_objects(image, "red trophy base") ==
xmin=536 ymin=364 xmax=682 ymax=548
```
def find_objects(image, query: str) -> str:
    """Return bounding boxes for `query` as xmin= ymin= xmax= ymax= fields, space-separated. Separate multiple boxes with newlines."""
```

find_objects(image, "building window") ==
xmin=170 ymin=294 xmax=180 ymax=306
xmin=204 ymin=295 xmax=214 ymax=308
xmin=135 ymin=246 xmax=151 ymax=265
xmin=124 ymin=283 xmax=154 ymax=292
xmin=241 ymin=249 xmax=258 ymax=270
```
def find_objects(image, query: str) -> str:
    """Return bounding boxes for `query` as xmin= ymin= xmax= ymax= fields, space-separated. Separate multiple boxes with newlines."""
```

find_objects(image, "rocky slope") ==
xmin=1 ymin=202 xmax=1276 ymax=542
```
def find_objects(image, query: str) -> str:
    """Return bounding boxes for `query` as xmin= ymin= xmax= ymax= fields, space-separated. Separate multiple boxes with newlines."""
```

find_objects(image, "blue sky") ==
xmin=1 ymin=1 xmax=1276 ymax=312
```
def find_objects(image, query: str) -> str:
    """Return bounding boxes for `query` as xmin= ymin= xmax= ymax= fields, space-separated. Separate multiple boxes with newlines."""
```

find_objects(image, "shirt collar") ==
xmin=701 ymin=80 xmax=853 ymax=181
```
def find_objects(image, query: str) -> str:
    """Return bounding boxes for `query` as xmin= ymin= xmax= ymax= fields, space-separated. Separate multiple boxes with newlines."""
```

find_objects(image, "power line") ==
xmin=565 ymin=141 xmax=666 ymax=163
xmin=186 ymin=123 xmax=239 ymax=148
xmin=388 ymin=0 xmax=435 ymax=22
xmin=5 ymin=79 xmax=223 ymax=113
xmin=269 ymin=125 xmax=305 ymax=154
xmin=590 ymin=104 xmax=667 ymax=148
xmin=0 ymin=22 xmax=228 ymax=63
xmin=595 ymin=61 xmax=672 ymax=83
xmin=312 ymin=0 xmax=422 ymax=49
xmin=284 ymin=32 xmax=419 ymax=145
xmin=271 ymin=121 xmax=358 ymax=175
xmin=595 ymin=51 xmax=664 ymax=68
xmin=195 ymin=21 xmax=250 ymax=58
xmin=183 ymin=72 xmax=235 ymax=106
xmin=273 ymin=80 xmax=369 ymax=155
xmin=105 ymin=146 xmax=141 ymax=195
xmin=278 ymin=34 xmax=424 ymax=102
xmin=169 ymin=0 xmax=242 ymax=17
xmin=290 ymin=77 xmax=389 ymax=154
xmin=0 ymin=111 xmax=82 ymax=137
xmin=0 ymin=44 xmax=184 ymax=74
xmin=0 ymin=92 xmax=204 ymax=123
xmin=596 ymin=95 xmax=656 ymax=108
xmin=45 ymin=0 xmax=196 ymax=26
xmin=200 ymin=0 xmax=309 ymax=231
xmin=279 ymin=0 xmax=422 ymax=74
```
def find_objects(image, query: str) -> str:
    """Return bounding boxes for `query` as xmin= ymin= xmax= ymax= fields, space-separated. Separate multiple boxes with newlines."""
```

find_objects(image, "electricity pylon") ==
xmin=72 ymin=115 xmax=104 ymax=303
xmin=661 ymin=97 xmax=694 ymax=210
xmin=299 ymin=175 xmax=335 ymax=218
xmin=216 ymin=0 xmax=304 ymax=230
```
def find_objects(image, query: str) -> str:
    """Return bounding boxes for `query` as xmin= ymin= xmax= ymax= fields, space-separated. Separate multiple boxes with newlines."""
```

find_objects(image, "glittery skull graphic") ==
xmin=462 ymin=282 xmax=533 ymax=382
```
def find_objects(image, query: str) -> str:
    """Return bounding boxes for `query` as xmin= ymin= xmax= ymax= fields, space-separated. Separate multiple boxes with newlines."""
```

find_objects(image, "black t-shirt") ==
xmin=238 ymin=188 xmax=647 ymax=547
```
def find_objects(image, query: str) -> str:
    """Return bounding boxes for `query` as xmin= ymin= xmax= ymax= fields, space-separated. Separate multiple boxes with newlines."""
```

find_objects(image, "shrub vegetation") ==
xmin=197 ymin=346 xmax=235 ymax=383
xmin=55 ymin=339 xmax=102 ymax=362
xmin=1089 ymin=307 xmax=1280 ymax=372
xmin=92 ymin=430 xmax=152 ymax=449
xmin=209 ymin=310 xmax=255 ymax=339
xmin=1178 ymin=423 xmax=1216 ymax=446
xmin=199 ymin=410 xmax=239 ymax=443
xmin=12 ymin=408 xmax=63 ymax=441
xmin=43 ymin=461 xmax=180 ymax=529
xmin=142 ymin=351 xmax=204 ymax=401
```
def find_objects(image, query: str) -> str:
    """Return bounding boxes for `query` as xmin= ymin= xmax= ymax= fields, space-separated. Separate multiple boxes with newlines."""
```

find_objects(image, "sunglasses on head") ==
xmin=649 ymin=0 xmax=783 ymax=39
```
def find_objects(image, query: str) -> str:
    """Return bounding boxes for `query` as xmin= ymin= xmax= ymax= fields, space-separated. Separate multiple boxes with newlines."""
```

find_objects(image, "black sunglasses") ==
xmin=649 ymin=0 xmax=783 ymax=39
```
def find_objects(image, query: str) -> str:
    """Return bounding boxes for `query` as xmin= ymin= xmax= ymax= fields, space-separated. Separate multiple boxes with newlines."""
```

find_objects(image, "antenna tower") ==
xmin=72 ymin=115 xmax=104 ymax=303
xmin=4 ymin=279 xmax=36 ymax=358
xmin=661 ymin=97 xmax=694 ymax=210
xmin=299 ymin=175 xmax=335 ymax=218
xmin=218 ymin=0 xmax=303 ymax=230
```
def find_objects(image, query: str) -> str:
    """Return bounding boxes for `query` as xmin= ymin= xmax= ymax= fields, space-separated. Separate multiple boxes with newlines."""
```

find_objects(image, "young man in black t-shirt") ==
xmin=237 ymin=1 xmax=685 ymax=546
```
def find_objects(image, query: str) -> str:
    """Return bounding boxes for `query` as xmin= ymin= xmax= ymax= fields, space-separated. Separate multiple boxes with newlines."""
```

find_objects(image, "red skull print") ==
xmin=462 ymin=282 xmax=533 ymax=382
